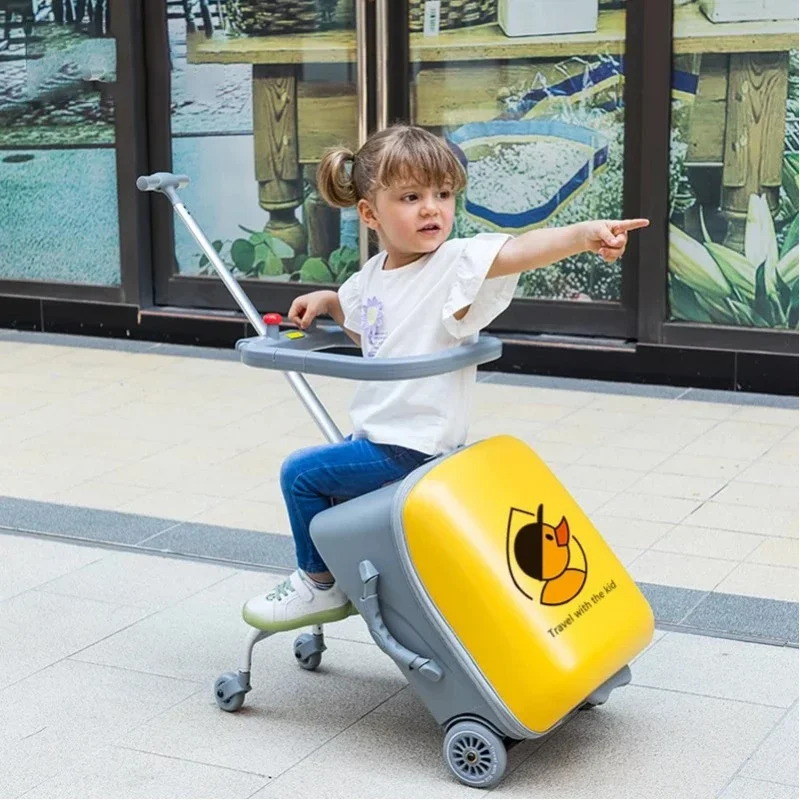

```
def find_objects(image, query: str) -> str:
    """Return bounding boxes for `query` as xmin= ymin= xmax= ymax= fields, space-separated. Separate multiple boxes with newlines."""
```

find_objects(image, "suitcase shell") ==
xmin=311 ymin=434 xmax=654 ymax=738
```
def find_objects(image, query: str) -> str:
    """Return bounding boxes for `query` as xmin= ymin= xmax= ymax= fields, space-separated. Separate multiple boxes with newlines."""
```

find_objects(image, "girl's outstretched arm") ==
xmin=486 ymin=219 xmax=650 ymax=279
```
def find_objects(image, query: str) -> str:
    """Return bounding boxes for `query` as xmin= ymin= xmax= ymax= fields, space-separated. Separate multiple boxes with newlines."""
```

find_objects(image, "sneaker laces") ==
xmin=265 ymin=577 xmax=294 ymax=602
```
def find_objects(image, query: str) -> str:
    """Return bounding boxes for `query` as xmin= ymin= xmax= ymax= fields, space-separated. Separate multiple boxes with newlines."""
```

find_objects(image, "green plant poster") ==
xmin=668 ymin=14 xmax=798 ymax=330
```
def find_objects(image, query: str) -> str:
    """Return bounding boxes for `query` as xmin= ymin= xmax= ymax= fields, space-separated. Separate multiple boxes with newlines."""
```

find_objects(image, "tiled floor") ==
xmin=0 ymin=538 xmax=797 ymax=799
xmin=1 ymin=331 xmax=798 ymax=796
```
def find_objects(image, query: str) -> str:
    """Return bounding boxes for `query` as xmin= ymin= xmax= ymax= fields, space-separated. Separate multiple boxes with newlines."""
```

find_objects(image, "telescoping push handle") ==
xmin=136 ymin=172 xmax=189 ymax=194
xmin=137 ymin=171 xmax=346 ymax=443
xmin=136 ymin=172 xmax=268 ymax=339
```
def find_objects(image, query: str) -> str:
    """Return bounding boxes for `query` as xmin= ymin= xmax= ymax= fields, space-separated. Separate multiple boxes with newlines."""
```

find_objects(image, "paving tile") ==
xmin=719 ymin=777 xmax=799 ymax=799
xmin=0 ymin=659 xmax=199 ymax=797
xmin=116 ymin=489 xmax=223 ymax=521
xmin=555 ymin=407 xmax=650 ymax=431
xmin=164 ymin=464 xmax=271 ymax=499
xmin=470 ymin=420 xmax=547 ymax=445
xmin=557 ymin=464 xmax=644 ymax=494
xmin=591 ymin=515 xmax=674 ymax=550
xmin=38 ymin=551 xmax=236 ymax=611
xmin=23 ymin=745 xmax=267 ymax=799
xmin=156 ymin=440 xmax=255 ymax=467
xmin=636 ymin=583 xmax=707 ymax=625
xmin=488 ymin=686 xmax=783 ymax=799
xmin=601 ymin=427 xmax=700 ymax=454
xmin=715 ymin=563 xmax=799 ymax=603
xmin=761 ymin=435 xmax=799 ymax=463
xmin=631 ymin=628 xmax=668 ymax=663
xmin=47 ymin=480 xmax=150 ymax=512
xmin=577 ymin=446 xmax=669 ymax=472
xmin=654 ymin=398 xmax=740 ymax=420
xmin=728 ymin=406 xmax=799 ymax=426
xmin=235 ymin=479 xmax=284 ymax=507
xmin=23 ymin=430 xmax=169 ymax=462
xmin=628 ymin=472 xmax=727 ymax=502
xmin=2 ymin=452 xmax=126 ymax=484
xmin=632 ymin=633 xmax=798 ymax=707
xmin=0 ymin=534 xmax=105 ymax=601
xmin=189 ymin=499 xmax=289 ymax=534
xmin=100 ymin=454 xmax=209 ymax=489
xmin=474 ymin=383 xmax=595 ymax=409
xmin=628 ymin=550 xmax=737 ymax=592
xmin=324 ymin=612 xmax=374 ymax=645
xmin=0 ymin=590 xmax=148 ymax=686
xmin=713 ymin=482 xmax=798 ymax=510
xmin=683 ymin=594 xmax=799 ymax=645
xmin=598 ymin=493 xmax=701 ymax=524
xmin=0 ymin=497 xmax=176 ymax=545
xmin=522 ymin=440 xmax=590 ymax=466
xmin=608 ymin=546 xmax=643 ymax=566
xmin=650 ymin=525 xmax=764 ymax=562
xmin=531 ymin=424 xmax=611 ymax=447
xmin=120 ymin=639 xmax=406 ymax=780
xmin=142 ymin=524 xmax=295 ymax=570
xmin=585 ymin=395 xmax=675 ymax=414
xmin=683 ymin=422 xmax=791 ymax=460
xmin=631 ymin=415 xmax=719 ymax=438
xmin=747 ymin=538 xmax=799 ymax=568
xmin=250 ymin=686 xmax=514 ymax=799
xmin=565 ymin=487 xmax=617 ymax=514
xmin=740 ymin=706 xmax=799 ymax=786
xmin=71 ymin=570 xmax=291 ymax=681
xmin=737 ymin=459 xmax=799 ymax=487
xmin=685 ymin=504 xmax=798 ymax=538
xmin=653 ymin=453 xmax=749 ymax=480
xmin=481 ymin=403 xmax=576 ymax=424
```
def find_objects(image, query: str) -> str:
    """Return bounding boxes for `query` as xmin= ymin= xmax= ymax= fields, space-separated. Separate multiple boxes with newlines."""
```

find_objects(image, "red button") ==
xmin=263 ymin=313 xmax=283 ymax=325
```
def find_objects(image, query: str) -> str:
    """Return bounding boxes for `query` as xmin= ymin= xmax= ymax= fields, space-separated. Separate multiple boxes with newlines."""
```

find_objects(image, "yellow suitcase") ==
xmin=401 ymin=434 xmax=655 ymax=735
xmin=312 ymin=433 xmax=655 ymax=788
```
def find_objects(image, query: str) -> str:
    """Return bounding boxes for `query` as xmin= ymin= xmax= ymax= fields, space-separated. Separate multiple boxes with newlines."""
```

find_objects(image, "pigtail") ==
xmin=317 ymin=147 xmax=358 ymax=208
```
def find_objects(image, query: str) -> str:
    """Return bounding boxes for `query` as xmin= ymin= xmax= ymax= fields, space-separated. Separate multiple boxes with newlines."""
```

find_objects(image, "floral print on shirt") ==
xmin=361 ymin=296 xmax=386 ymax=358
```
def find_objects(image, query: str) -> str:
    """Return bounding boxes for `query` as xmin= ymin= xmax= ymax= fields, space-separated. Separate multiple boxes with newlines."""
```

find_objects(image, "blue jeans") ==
xmin=280 ymin=436 xmax=431 ymax=574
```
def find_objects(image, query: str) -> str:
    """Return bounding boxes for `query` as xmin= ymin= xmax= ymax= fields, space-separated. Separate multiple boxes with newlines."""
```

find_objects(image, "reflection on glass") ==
xmin=409 ymin=0 xmax=627 ymax=302
xmin=171 ymin=1 xmax=359 ymax=287
xmin=667 ymin=0 xmax=798 ymax=330
xmin=0 ymin=0 xmax=120 ymax=285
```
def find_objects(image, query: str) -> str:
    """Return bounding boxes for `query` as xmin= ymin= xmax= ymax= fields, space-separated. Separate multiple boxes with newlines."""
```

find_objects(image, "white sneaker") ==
xmin=242 ymin=570 xmax=356 ymax=632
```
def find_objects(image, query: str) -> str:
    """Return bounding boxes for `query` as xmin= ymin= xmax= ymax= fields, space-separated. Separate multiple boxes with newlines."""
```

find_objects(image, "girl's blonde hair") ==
xmin=316 ymin=125 xmax=466 ymax=208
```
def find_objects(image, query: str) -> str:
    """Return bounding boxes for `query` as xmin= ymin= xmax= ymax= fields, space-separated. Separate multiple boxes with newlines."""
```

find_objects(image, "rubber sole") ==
xmin=241 ymin=600 xmax=359 ymax=633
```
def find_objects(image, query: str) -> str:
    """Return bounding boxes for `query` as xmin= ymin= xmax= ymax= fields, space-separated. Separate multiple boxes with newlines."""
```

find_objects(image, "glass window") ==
xmin=0 ymin=0 xmax=120 ymax=285
xmin=668 ymin=0 xmax=798 ymax=330
xmin=169 ymin=1 xmax=360 ymax=287
xmin=409 ymin=0 xmax=628 ymax=303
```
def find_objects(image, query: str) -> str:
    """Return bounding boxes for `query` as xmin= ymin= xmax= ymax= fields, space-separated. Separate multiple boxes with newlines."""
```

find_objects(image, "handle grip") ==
xmin=358 ymin=560 xmax=443 ymax=682
xmin=136 ymin=172 xmax=190 ymax=193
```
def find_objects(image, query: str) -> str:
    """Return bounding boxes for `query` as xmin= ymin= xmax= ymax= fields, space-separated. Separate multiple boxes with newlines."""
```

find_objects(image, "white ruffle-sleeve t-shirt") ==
xmin=337 ymin=233 xmax=519 ymax=456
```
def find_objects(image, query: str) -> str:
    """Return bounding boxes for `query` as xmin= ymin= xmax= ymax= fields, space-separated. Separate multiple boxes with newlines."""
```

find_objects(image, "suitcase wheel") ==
xmin=443 ymin=720 xmax=507 ymax=789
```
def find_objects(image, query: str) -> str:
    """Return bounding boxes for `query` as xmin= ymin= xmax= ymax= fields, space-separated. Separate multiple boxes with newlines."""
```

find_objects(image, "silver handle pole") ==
xmin=356 ymin=0 xmax=369 ymax=267
xmin=172 ymin=204 xmax=344 ymax=443
xmin=375 ymin=0 xmax=388 ymax=132
xmin=174 ymin=203 xmax=267 ymax=336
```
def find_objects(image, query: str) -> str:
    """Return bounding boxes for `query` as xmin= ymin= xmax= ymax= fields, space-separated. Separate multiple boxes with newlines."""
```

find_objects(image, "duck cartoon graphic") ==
xmin=506 ymin=504 xmax=587 ymax=606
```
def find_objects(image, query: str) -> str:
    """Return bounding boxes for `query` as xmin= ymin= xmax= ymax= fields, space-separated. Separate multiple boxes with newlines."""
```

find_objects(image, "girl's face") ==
xmin=358 ymin=181 xmax=456 ymax=266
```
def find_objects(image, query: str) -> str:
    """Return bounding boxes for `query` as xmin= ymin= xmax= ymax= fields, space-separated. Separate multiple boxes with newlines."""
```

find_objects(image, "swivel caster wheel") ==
xmin=214 ymin=671 xmax=248 ymax=712
xmin=293 ymin=632 xmax=325 ymax=671
xmin=443 ymin=720 xmax=507 ymax=789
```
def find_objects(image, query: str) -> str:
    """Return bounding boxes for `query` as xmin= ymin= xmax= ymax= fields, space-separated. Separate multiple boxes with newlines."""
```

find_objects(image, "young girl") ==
xmin=243 ymin=125 xmax=648 ymax=631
